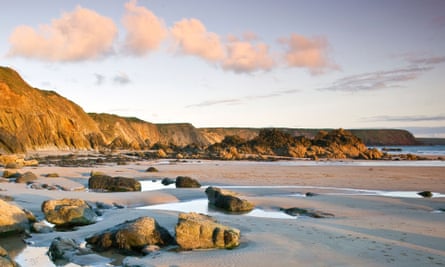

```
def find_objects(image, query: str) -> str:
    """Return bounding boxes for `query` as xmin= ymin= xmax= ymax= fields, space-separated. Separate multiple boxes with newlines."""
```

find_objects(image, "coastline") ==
xmin=1 ymin=159 xmax=445 ymax=266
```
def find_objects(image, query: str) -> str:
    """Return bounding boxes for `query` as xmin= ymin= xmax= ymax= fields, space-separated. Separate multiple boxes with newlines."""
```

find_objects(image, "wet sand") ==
xmin=1 ymin=159 xmax=445 ymax=266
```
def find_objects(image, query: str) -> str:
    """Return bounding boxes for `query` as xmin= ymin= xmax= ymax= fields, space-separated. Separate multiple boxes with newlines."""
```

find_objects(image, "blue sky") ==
xmin=1 ymin=0 xmax=445 ymax=136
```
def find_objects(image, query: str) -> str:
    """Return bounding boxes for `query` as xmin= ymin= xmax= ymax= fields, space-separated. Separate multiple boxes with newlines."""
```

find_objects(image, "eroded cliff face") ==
xmin=0 ymin=67 xmax=104 ymax=153
xmin=89 ymin=113 xmax=161 ymax=149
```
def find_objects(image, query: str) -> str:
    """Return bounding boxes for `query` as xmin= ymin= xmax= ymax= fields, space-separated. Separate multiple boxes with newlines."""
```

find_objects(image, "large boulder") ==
xmin=175 ymin=176 xmax=201 ymax=188
xmin=41 ymin=198 xmax=97 ymax=227
xmin=88 ymin=175 xmax=141 ymax=192
xmin=175 ymin=212 xmax=240 ymax=250
xmin=0 ymin=246 xmax=17 ymax=267
xmin=0 ymin=199 xmax=29 ymax=235
xmin=86 ymin=216 xmax=174 ymax=254
xmin=48 ymin=236 xmax=111 ymax=266
xmin=205 ymin=186 xmax=255 ymax=212
xmin=15 ymin=171 xmax=38 ymax=183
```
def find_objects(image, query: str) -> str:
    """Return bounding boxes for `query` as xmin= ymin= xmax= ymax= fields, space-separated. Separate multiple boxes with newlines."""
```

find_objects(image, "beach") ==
xmin=1 ymin=159 xmax=445 ymax=266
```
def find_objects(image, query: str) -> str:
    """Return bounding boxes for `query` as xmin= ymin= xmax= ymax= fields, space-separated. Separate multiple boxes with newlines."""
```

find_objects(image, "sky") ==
xmin=1 ymin=0 xmax=445 ymax=137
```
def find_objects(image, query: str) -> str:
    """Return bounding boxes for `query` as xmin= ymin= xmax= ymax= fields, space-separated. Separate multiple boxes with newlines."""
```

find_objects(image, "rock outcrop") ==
xmin=281 ymin=207 xmax=334 ymax=218
xmin=88 ymin=174 xmax=141 ymax=192
xmin=41 ymin=198 xmax=97 ymax=227
xmin=86 ymin=216 xmax=174 ymax=254
xmin=175 ymin=212 xmax=240 ymax=250
xmin=205 ymin=186 xmax=255 ymax=212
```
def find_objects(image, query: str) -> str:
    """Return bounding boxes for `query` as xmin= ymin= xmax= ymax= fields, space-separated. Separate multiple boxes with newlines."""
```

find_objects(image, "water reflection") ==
xmin=137 ymin=199 xmax=295 ymax=219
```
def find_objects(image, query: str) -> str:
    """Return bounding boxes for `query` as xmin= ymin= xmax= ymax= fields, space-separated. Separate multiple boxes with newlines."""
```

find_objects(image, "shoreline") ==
xmin=1 ymin=159 xmax=445 ymax=266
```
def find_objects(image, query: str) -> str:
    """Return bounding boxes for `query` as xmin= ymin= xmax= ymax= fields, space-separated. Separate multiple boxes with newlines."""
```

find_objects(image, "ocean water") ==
xmin=374 ymin=145 xmax=445 ymax=156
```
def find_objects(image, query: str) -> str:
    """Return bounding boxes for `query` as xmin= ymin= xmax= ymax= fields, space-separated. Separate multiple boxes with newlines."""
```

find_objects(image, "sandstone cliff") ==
xmin=0 ymin=67 xmax=104 ymax=153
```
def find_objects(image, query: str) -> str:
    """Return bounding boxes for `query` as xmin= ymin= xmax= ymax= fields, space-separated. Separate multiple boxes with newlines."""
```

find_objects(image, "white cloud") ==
xmin=8 ymin=6 xmax=117 ymax=61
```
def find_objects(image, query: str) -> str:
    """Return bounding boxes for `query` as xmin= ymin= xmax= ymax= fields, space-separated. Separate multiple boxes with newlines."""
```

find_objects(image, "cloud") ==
xmin=363 ymin=114 xmax=445 ymax=122
xmin=279 ymin=34 xmax=338 ymax=75
xmin=113 ymin=72 xmax=131 ymax=85
xmin=321 ymin=56 xmax=445 ymax=92
xmin=8 ymin=6 xmax=117 ymax=61
xmin=122 ymin=0 xmax=167 ymax=56
xmin=94 ymin=73 xmax=105 ymax=85
xmin=187 ymin=89 xmax=299 ymax=108
xmin=222 ymin=41 xmax=275 ymax=73
xmin=171 ymin=18 xmax=225 ymax=62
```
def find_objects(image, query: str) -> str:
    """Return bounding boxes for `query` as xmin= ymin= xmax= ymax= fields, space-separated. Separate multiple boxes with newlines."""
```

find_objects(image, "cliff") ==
xmin=0 ymin=66 xmax=420 ymax=154
xmin=0 ymin=67 xmax=104 ymax=153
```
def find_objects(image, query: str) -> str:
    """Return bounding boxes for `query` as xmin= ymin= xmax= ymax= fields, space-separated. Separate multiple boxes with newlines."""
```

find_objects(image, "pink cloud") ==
xmin=8 ymin=6 xmax=117 ymax=61
xmin=171 ymin=18 xmax=225 ymax=62
xmin=280 ymin=34 xmax=338 ymax=75
xmin=122 ymin=0 xmax=167 ymax=55
xmin=222 ymin=40 xmax=276 ymax=73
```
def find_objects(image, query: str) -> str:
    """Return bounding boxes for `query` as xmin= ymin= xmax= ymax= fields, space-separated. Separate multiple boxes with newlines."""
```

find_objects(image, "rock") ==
xmin=4 ymin=162 xmax=21 ymax=169
xmin=205 ymin=186 xmax=255 ymax=212
xmin=0 ymin=245 xmax=17 ymax=267
xmin=41 ymin=198 xmax=97 ymax=227
xmin=146 ymin=167 xmax=159 ymax=172
xmin=32 ymin=220 xmax=54 ymax=233
xmin=47 ymin=236 xmax=110 ymax=266
xmin=161 ymin=177 xmax=176 ymax=186
xmin=15 ymin=171 xmax=38 ymax=183
xmin=418 ymin=191 xmax=433 ymax=198
xmin=281 ymin=207 xmax=334 ymax=218
xmin=2 ymin=170 xmax=20 ymax=178
xmin=88 ymin=175 xmax=141 ymax=192
xmin=175 ymin=176 xmax=201 ymax=188
xmin=305 ymin=192 xmax=319 ymax=197
xmin=44 ymin=173 xmax=60 ymax=178
xmin=0 ymin=199 xmax=29 ymax=235
xmin=95 ymin=201 xmax=114 ymax=209
xmin=175 ymin=212 xmax=240 ymax=250
xmin=86 ymin=216 xmax=174 ymax=254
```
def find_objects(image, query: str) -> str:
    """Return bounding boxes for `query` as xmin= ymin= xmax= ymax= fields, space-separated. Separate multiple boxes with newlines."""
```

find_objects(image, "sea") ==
xmin=373 ymin=145 xmax=445 ymax=157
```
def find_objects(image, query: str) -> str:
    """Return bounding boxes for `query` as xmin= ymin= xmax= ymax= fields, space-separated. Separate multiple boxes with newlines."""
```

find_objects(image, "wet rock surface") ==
xmin=175 ymin=176 xmax=201 ymax=188
xmin=88 ymin=174 xmax=141 ymax=192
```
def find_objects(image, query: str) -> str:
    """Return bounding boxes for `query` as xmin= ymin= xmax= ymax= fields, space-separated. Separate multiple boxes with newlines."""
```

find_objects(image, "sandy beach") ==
xmin=1 ymin=159 xmax=445 ymax=266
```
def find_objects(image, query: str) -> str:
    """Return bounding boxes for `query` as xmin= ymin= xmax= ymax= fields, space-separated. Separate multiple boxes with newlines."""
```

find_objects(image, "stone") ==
xmin=44 ymin=173 xmax=60 ymax=178
xmin=146 ymin=167 xmax=158 ymax=172
xmin=86 ymin=216 xmax=174 ymax=254
xmin=47 ymin=236 xmax=110 ymax=266
xmin=88 ymin=175 xmax=141 ymax=192
xmin=41 ymin=198 xmax=97 ymax=227
xmin=0 ymin=245 xmax=17 ymax=267
xmin=205 ymin=186 xmax=255 ymax=212
xmin=418 ymin=191 xmax=433 ymax=198
xmin=2 ymin=170 xmax=20 ymax=178
xmin=15 ymin=171 xmax=38 ymax=183
xmin=281 ymin=207 xmax=334 ymax=218
xmin=161 ymin=177 xmax=176 ymax=186
xmin=175 ymin=176 xmax=201 ymax=188
xmin=0 ymin=199 xmax=29 ymax=235
xmin=175 ymin=212 xmax=240 ymax=250
xmin=32 ymin=220 xmax=54 ymax=233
